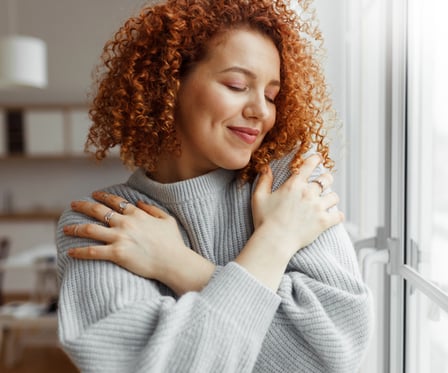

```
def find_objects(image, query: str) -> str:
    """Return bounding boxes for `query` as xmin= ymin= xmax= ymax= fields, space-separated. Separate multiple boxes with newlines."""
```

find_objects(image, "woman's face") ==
xmin=159 ymin=28 xmax=281 ymax=182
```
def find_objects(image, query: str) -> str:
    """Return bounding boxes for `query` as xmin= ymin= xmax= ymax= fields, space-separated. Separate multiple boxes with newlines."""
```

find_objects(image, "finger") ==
xmin=309 ymin=171 xmax=334 ymax=194
xmin=136 ymin=201 xmax=170 ymax=219
xmin=71 ymin=200 xmax=120 ymax=226
xmin=309 ymin=179 xmax=325 ymax=194
xmin=253 ymin=165 xmax=273 ymax=197
xmin=320 ymin=191 xmax=340 ymax=210
xmin=295 ymin=153 xmax=323 ymax=180
xmin=317 ymin=172 xmax=334 ymax=189
xmin=63 ymin=224 xmax=115 ymax=243
xmin=67 ymin=244 xmax=116 ymax=261
xmin=321 ymin=210 xmax=345 ymax=229
xmin=92 ymin=191 xmax=135 ymax=215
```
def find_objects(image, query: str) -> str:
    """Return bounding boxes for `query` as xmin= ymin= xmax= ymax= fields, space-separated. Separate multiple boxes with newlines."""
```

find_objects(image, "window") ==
xmin=405 ymin=0 xmax=448 ymax=371
xmin=338 ymin=0 xmax=448 ymax=372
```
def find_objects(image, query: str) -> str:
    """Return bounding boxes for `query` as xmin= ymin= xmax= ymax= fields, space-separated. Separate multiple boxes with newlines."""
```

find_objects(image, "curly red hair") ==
xmin=86 ymin=0 xmax=335 ymax=182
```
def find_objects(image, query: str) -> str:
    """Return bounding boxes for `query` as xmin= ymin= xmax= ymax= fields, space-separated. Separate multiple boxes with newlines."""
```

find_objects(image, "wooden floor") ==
xmin=0 ymin=346 xmax=78 ymax=373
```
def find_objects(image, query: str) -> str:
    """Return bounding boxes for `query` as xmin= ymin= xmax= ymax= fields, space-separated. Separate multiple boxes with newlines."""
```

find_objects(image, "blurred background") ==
xmin=0 ymin=0 xmax=447 ymax=372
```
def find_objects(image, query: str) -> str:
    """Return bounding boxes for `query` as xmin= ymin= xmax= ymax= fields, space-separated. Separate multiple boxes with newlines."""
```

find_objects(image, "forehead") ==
xmin=201 ymin=28 xmax=281 ymax=79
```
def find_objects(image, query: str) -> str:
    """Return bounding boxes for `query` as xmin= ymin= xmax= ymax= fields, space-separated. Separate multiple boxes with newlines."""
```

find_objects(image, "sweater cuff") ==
xmin=201 ymin=262 xmax=281 ymax=338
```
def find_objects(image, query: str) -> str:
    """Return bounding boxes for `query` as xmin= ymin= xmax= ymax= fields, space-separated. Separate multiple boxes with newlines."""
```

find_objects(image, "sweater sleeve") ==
xmin=252 ymin=153 xmax=374 ymax=373
xmin=255 ymin=224 xmax=373 ymax=373
xmin=56 ymin=208 xmax=281 ymax=373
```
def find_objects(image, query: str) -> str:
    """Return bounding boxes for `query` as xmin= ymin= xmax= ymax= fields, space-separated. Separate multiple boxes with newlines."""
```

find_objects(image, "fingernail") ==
xmin=67 ymin=249 xmax=74 ymax=257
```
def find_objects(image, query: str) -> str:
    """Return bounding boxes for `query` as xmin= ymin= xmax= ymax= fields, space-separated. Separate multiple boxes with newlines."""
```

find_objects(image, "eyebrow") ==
xmin=219 ymin=66 xmax=281 ymax=87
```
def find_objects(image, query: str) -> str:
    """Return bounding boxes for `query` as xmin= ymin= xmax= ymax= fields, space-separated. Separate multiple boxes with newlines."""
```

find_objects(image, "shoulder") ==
xmin=57 ymin=171 xmax=150 ymax=229
xmin=264 ymin=148 xmax=326 ymax=192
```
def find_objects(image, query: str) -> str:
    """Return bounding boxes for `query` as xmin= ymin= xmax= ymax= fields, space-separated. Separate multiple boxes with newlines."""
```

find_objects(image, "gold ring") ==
xmin=104 ymin=209 xmax=115 ymax=226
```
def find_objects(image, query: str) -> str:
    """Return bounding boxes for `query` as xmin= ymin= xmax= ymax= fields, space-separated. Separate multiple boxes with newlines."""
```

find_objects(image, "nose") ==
xmin=243 ymin=91 xmax=270 ymax=120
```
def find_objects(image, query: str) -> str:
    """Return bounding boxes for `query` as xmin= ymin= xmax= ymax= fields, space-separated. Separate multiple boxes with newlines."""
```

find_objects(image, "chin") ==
xmin=222 ymin=159 xmax=251 ymax=171
xmin=217 ymin=151 xmax=253 ymax=171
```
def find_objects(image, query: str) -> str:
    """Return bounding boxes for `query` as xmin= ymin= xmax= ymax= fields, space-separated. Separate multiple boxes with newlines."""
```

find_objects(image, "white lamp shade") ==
xmin=0 ymin=35 xmax=48 ymax=89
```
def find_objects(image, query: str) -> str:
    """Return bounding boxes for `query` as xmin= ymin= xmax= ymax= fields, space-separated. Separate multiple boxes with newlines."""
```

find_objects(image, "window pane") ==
xmin=405 ymin=286 xmax=448 ymax=373
xmin=407 ymin=0 xmax=448 ymax=290
xmin=406 ymin=1 xmax=448 ymax=371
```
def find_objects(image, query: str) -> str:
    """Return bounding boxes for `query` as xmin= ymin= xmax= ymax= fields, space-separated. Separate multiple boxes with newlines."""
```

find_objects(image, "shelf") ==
xmin=0 ymin=155 xmax=121 ymax=162
xmin=0 ymin=155 xmax=90 ymax=161
xmin=0 ymin=212 xmax=62 ymax=221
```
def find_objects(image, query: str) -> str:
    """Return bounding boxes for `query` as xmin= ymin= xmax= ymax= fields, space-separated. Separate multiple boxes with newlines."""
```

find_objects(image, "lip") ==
xmin=228 ymin=126 xmax=260 ymax=145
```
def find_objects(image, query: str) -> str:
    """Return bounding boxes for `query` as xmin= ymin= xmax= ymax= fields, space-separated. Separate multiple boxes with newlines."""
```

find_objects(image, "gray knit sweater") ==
xmin=56 ymin=154 xmax=373 ymax=373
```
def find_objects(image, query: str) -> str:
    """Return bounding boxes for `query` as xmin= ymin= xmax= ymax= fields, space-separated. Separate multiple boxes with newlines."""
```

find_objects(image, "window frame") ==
xmin=377 ymin=0 xmax=448 ymax=371
xmin=342 ymin=0 xmax=448 ymax=372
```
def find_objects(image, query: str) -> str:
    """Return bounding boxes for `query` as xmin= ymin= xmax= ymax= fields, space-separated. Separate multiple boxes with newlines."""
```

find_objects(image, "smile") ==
xmin=228 ymin=126 xmax=260 ymax=145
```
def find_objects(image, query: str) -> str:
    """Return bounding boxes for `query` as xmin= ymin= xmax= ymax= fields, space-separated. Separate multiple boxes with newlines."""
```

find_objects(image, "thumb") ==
xmin=253 ymin=165 xmax=273 ymax=197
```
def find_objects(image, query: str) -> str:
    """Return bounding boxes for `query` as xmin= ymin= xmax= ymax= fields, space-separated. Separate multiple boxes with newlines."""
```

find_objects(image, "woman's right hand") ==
xmin=251 ymin=154 xmax=344 ymax=260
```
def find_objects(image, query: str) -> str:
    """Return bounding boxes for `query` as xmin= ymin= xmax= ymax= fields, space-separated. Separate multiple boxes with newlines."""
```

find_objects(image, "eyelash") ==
xmin=265 ymin=96 xmax=276 ymax=104
xmin=227 ymin=85 xmax=276 ymax=104
xmin=227 ymin=85 xmax=247 ymax=92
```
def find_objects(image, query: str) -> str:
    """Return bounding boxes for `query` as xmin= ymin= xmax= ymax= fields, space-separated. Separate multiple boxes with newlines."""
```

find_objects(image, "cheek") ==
xmin=190 ymin=90 xmax=227 ymax=122
xmin=264 ymin=112 xmax=277 ymax=133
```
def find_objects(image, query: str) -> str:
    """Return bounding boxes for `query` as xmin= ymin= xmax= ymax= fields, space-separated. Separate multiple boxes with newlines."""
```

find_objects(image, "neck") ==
xmin=149 ymin=157 xmax=218 ymax=184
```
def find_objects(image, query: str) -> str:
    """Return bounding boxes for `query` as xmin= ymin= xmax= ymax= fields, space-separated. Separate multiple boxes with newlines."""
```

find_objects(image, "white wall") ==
xmin=0 ymin=159 xmax=130 ymax=292
xmin=0 ymin=0 xmax=147 ymax=105
xmin=1 ymin=0 xmax=144 ymax=291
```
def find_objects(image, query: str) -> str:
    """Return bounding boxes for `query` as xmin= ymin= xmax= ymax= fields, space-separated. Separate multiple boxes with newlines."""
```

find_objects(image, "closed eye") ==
xmin=265 ymin=95 xmax=276 ymax=104
xmin=227 ymin=84 xmax=248 ymax=92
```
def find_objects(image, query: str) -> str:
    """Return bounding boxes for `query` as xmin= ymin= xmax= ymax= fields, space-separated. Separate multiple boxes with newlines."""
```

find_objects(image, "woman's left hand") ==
xmin=63 ymin=191 xmax=189 ymax=281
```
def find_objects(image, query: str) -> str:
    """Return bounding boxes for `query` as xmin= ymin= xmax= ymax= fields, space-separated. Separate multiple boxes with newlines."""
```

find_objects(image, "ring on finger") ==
xmin=104 ymin=209 xmax=115 ymax=226
xmin=311 ymin=179 xmax=325 ymax=193
xmin=118 ymin=201 xmax=130 ymax=214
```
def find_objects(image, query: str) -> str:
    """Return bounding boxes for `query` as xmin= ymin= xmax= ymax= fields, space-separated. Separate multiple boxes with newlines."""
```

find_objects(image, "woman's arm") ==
xmin=249 ymin=152 xmax=374 ymax=373
xmin=58 ymin=207 xmax=281 ymax=373
xmin=236 ymin=154 xmax=342 ymax=290
xmin=59 ymin=153 xmax=371 ymax=372
xmin=64 ymin=197 xmax=216 ymax=295
xmin=64 ymin=154 xmax=340 ymax=293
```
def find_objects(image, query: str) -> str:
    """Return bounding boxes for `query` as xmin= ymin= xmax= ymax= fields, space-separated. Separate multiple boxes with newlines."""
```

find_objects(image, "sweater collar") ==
xmin=127 ymin=168 xmax=236 ymax=204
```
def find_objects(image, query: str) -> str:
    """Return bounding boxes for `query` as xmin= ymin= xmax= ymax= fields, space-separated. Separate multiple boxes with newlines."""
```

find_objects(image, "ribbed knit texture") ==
xmin=56 ymin=153 xmax=373 ymax=373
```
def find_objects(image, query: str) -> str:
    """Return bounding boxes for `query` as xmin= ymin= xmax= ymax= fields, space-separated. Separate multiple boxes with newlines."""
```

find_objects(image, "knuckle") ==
xmin=331 ymin=192 xmax=340 ymax=204
xmin=111 ymin=246 xmax=126 ymax=260
xmin=87 ymin=247 xmax=97 ymax=257
xmin=92 ymin=204 xmax=104 ymax=214
xmin=302 ymin=187 xmax=313 ymax=198
xmin=120 ymin=219 xmax=132 ymax=230
xmin=318 ymin=215 xmax=330 ymax=227
xmin=84 ymin=224 xmax=96 ymax=235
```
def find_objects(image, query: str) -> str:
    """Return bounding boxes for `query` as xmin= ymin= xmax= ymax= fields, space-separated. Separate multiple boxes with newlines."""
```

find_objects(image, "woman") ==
xmin=57 ymin=0 xmax=373 ymax=372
